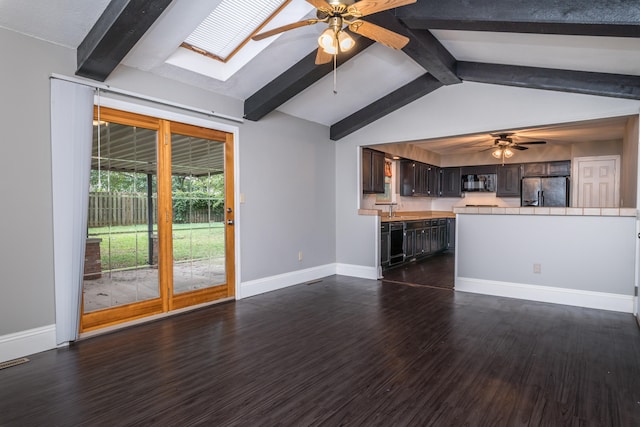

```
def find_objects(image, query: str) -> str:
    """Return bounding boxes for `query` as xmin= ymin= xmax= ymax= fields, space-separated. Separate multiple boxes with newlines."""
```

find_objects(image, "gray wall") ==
xmin=457 ymin=214 xmax=636 ymax=295
xmin=0 ymin=28 xmax=75 ymax=334
xmin=239 ymin=112 xmax=335 ymax=282
xmin=0 ymin=28 xmax=336 ymax=336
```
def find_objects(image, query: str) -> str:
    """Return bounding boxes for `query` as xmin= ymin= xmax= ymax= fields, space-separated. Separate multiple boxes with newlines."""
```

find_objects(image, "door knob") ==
xmin=227 ymin=219 xmax=234 ymax=226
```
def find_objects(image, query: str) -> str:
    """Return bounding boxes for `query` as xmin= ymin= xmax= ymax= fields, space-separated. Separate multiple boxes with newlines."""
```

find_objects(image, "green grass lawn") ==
xmin=88 ymin=223 xmax=225 ymax=271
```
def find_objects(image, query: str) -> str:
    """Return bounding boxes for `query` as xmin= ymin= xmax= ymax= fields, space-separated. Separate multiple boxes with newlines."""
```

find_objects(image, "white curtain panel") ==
xmin=50 ymin=79 xmax=94 ymax=344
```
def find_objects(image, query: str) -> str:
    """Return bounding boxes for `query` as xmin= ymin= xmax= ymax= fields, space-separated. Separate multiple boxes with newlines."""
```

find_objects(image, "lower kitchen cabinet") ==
xmin=383 ymin=217 xmax=454 ymax=268
xmin=447 ymin=218 xmax=456 ymax=250
xmin=404 ymin=228 xmax=416 ymax=259
xmin=437 ymin=219 xmax=447 ymax=251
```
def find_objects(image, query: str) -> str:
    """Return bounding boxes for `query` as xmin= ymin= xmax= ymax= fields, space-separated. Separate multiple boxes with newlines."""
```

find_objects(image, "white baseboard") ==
xmin=239 ymin=263 xmax=378 ymax=299
xmin=239 ymin=264 xmax=337 ymax=299
xmin=0 ymin=324 xmax=57 ymax=363
xmin=456 ymin=277 xmax=635 ymax=313
xmin=335 ymin=263 xmax=378 ymax=280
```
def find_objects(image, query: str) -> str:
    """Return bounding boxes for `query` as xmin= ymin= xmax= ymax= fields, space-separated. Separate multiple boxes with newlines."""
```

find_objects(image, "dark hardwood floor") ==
xmin=382 ymin=251 xmax=455 ymax=289
xmin=1 ymin=274 xmax=639 ymax=426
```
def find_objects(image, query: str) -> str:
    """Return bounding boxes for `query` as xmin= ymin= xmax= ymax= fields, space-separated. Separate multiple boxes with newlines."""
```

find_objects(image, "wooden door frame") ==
xmin=167 ymin=121 xmax=236 ymax=311
xmin=81 ymin=106 xmax=238 ymax=333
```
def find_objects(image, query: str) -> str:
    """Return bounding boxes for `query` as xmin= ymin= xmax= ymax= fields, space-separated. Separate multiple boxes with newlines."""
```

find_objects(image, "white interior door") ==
xmin=572 ymin=156 xmax=620 ymax=207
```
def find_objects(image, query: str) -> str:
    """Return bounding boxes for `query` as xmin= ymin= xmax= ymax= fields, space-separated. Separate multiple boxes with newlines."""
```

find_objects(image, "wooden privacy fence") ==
xmin=88 ymin=192 xmax=223 ymax=227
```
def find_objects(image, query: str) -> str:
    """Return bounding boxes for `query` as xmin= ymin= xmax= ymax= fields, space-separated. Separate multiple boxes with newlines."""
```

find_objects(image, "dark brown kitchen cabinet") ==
xmin=447 ymin=218 xmax=455 ymax=250
xmin=426 ymin=165 xmax=440 ymax=196
xmin=440 ymin=167 xmax=462 ymax=197
xmin=414 ymin=221 xmax=430 ymax=258
xmin=383 ymin=218 xmax=453 ymax=270
xmin=461 ymin=165 xmax=498 ymax=175
xmin=429 ymin=221 xmax=439 ymax=253
xmin=547 ymin=161 xmax=571 ymax=176
xmin=400 ymin=160 xmax=426 ymax=196
xmin=404 ymin=227 xmax=416 ymax=259
xmin=400 ymin=160 xmax=417 ymax=196
xmin=522 ymin=160 xmax=570 ymax=177
xmin=400 ymin=160 xmax=439 ymax=197
xmin=437 ymin=219 xmax=447 ymax=251
xmin=496 ymin=164 xmax=522 ymax=197
xmin=362 ymin=148 xmax=385 ymax=193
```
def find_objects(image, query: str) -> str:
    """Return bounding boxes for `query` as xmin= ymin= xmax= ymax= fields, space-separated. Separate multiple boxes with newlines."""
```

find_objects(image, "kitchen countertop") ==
xmin=358 ymin=209 xmax=456 ymax=222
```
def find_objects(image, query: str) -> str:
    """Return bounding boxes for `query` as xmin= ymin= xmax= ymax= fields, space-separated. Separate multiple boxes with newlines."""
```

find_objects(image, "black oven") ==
xmin=389 ymin=222 xmax=404 ymax=265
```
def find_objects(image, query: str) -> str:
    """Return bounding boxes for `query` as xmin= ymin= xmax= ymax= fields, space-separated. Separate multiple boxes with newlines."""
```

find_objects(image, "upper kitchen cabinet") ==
xmin=400 ymin=160 xmax=439 ymax=197
xmin=496 ymin=164 xmax=522 ymax=197
xmin=522 ymin=161 xmax=571 ymax=177
xmin=461 ymin=165 xmax=498 ymax=175
xmin=426 ymin=165 xmax=440 ymax=197
xmin=362 ymin=148 xmax=385 ymax=194
xmin=440 ymin=167 xmax=461 ymax=197
xmin=400 ymin=160 xmax=419 ymax=196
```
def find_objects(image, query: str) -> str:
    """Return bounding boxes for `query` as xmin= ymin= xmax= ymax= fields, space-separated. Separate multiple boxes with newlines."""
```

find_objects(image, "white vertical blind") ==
xmin=50 ymin=79 xmax=94 ymax=344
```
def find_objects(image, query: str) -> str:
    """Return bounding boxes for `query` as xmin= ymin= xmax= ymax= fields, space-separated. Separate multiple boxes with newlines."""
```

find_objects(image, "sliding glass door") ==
xmin=169 ymin=123 xmax=234 ymax=310
xmin=81 ymin=108 xmax=235 ymax=332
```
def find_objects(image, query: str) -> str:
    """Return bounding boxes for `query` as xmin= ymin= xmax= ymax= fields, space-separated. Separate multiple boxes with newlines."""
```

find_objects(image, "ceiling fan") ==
xmin=252 ymin=0 xmax=417 ymax=65
xmin=480 ymin=132 xmax=547 ymax=163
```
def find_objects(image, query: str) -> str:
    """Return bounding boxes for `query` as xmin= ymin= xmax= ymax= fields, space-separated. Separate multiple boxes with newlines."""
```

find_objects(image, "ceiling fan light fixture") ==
xmin=503 ymin=148 xmax=514 ymax=158
xmin=337 ymin=30 xmax=354 ymax=52
xmin=318 ymin=28 xmax=337 ymax=54
xmin=491 ymin=148 xmax=503 ymax=159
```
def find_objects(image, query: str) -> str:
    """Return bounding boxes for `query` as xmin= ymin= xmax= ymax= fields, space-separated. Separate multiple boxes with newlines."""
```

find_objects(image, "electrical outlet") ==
xmin=533 ymin=263 xmax=541 ymax=274
xmin=298 ymin=251 xmax=303 ymax=261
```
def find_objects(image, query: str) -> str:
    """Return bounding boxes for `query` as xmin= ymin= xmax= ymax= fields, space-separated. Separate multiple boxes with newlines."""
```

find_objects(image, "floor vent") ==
xmin=0 ymin=357 xmax=29 ymax=370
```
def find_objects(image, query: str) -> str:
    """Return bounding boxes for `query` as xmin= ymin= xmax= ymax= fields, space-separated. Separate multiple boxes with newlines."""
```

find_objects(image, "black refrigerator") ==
xmin=521 ymin=177 xmax=570 ymax=207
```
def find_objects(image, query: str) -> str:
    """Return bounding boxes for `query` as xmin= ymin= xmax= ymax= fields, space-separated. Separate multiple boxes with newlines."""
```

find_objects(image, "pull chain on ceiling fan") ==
xmin=252 ymin=0 xmax=416 ymax=92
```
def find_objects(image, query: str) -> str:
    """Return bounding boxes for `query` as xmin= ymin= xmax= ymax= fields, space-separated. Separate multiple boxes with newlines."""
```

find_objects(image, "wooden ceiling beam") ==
xmin=457 ymin=61 xmax=640 ymax=100
xmin=330 ymin=74 xmax=443 ymax=140
xmin=396 ymin=0 xmax=640 ymax=37
xmin=76 ymin=0 xmax=174 ymax=81
xmin=365 ymin=12 xmax=460 ymax=85
xmin=244 ymin=33 xmax=374 ymax=121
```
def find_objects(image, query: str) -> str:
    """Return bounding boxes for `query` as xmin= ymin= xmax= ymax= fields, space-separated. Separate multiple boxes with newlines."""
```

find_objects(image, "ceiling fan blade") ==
xmin=315 ymin=47 xmax=333 ymax=64
xmin=518 ymin=141 xmax=547 ymax=145
xmin=349 ymin=20 xmax=409 ymax=50
xmin=349 ymin=0 xmax=417 ymax=17
xmin=252 ymin=19 xmax=319 ymax=41
xmin=479 ymin=146 xmax=496 ymax=152
xmin=306 ymin=0 xmax=331 ymax=10
xmin=512 ymin=145 xmax=528 ymax=150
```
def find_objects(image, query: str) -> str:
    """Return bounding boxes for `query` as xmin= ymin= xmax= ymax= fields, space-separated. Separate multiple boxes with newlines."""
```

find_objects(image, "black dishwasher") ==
xmin=389 ymin=222 xmax=404 ymax=265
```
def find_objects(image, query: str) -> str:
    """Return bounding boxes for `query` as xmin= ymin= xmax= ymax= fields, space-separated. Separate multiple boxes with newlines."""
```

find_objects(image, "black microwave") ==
xmin=461 ymin=174 xmax=496 ymax=192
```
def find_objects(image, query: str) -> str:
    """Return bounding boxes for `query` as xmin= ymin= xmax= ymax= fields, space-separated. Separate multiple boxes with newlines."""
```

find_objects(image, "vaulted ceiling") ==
xmin=2 ymin=0 xmax=639 ymax=144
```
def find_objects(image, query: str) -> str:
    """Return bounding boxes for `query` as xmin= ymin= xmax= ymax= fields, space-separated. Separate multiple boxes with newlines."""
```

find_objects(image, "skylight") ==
xmin=183 ymin=0 xmax=290 ymax=62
